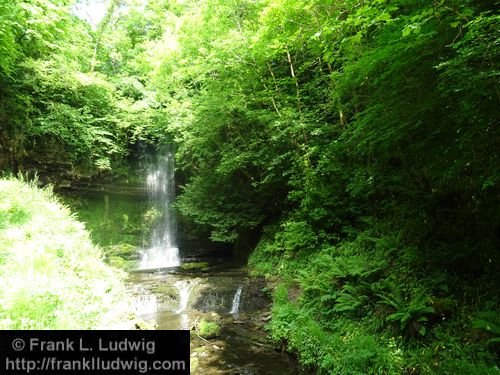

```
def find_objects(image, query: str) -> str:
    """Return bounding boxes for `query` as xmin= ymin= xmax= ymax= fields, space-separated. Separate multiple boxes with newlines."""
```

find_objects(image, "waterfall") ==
xmin=139 ymin=144 xmax=181 ymax=269
xmin=229 ymin=286 xmax=243 ymax=314
xmin=174 ymin=280 xmax=198 ymax=314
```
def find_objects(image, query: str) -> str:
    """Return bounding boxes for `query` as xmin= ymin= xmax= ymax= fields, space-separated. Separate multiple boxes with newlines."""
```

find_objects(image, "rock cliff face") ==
xmin=3 ymin=144 xmax=87 ymax=190
xmin=0 ymin=126 xmax=20 ymax=173
xmin=0 ymin=130 xmax=144 ymax=195
xmin=0 ymin=116 xmax=148 ymax=196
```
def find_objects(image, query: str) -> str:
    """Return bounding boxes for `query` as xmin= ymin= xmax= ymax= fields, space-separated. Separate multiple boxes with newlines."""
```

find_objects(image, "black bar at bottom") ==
xmin=0 ymin=330 xmax=189 ymax=374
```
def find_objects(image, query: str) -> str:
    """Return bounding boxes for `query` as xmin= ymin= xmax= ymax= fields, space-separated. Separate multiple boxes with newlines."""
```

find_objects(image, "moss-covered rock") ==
xmin=181 ymin=262 xmax=210 ymax=271
xmin=102 ymin=243 xmax=138 ymax=270
xmin=197 ymin=319 xmax=221 ymax=339
xmin=104 ymin=243 xmax=138 ymax=260
xmin=150 ymin=284 xmax=178 ymax=300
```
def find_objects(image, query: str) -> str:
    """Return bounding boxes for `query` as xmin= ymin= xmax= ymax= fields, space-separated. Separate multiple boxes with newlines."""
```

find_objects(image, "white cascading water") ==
xmin=134 ymin=293 xmax=158 ymax=317
xmin=139 ymin=145 xmax=181 ymax=269
xmin=174 ymin=279 xmax=198 ymax=314
xmin=229 ymin=286 xmax=243 ymax=314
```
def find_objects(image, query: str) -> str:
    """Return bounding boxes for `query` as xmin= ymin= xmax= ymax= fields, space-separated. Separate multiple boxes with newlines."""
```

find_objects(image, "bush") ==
xmin=268 ymin=285 xmax=405 ymax=374
xmin=252 ymin=229 xmax=499 ymax=374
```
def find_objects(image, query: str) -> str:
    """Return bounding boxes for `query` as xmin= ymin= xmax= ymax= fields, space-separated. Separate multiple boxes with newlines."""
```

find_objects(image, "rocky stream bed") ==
xmin=127 ymin=265 xmax=308 ymax=374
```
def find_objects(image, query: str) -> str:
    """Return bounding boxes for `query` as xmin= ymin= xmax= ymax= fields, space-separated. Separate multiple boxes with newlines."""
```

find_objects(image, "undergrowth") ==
xmin=0 ymin=177 xmax=131 ymax=329
xmin=250 ymin=226 xmax=500 ymax=374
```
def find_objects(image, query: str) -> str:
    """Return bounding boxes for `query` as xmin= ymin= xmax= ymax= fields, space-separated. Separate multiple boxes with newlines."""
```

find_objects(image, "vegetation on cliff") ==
xmin=0 ymin=0 xmax=168 ymax=179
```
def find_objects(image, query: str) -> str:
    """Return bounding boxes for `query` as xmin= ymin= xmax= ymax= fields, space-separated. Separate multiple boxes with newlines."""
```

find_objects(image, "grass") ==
xmin=0 ymin=177 xmax=131 ymax=329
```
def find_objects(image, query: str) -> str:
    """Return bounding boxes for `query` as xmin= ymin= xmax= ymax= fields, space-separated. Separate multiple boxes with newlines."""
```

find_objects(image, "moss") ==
xmin=104 ymin=243 xmax=138 ymax=260
xmin=181 ymin=262 xmax=210 ymax=271
xmin=198 ymin=319 xmax=221 ymax=339
xmin=102 ymin=243 xmax=138 ymax=270
xmin=106 ymin=255 xmax=136 ymax=270
xmin=150 ymin=284 xmax=178 ymax=299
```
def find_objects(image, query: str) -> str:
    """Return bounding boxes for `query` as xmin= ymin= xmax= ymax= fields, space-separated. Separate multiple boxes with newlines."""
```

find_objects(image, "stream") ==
xmin=128 ymin=263 xmax=306 ymax=374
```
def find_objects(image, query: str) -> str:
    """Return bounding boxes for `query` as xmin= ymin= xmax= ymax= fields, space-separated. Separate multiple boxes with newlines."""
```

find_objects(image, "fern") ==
xmin=333 ymin=285 xmax=369 ymax=314
xmin=377 ymin=289 xmax=435 ymax=337
xmin=472 ymin=311 xmax=500 ymax=346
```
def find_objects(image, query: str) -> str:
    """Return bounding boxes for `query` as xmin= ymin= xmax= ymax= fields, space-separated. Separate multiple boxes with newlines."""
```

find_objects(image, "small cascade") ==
xmin=134 ymin=294 xmax=158 ymax=317
xmin=139 ymin=144 xmax=180 ymax=269
xmin=174 ymin=280 xmax=198 ymax=314
xmin=229 ymin=286 xmax=243 ymax=314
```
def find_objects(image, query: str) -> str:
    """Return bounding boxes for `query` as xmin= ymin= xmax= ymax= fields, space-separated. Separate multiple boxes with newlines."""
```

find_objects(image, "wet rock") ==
xmin=128 ymin=268 xmax=306 ymax=375
xmin=104 ymin=243 xmax=139 ymax=260
xmin=210 ymin=312 xmax=221 ymax=322
xmin=221 ymin=316 xmax=234 ymax=325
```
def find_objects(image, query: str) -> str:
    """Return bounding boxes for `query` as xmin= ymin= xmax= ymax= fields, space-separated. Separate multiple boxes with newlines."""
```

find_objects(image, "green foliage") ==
xmin=275 ymin=221 xmax=317 ymax=253
xmin=149 ymin=0 xmax=498 ymax=372
xmin=16 ymin=58 xmax=126 ymax=168
xmin=197 ymin=319 xmax=221 ymax=339
xmin=63 ymin=192 xmax=146 ymax=248
xmin=472 ymin=311 xmax=500 ymax=347
xmin=0 ymin=197 xmax=31 ymax=230
xmin=0 ymin=0 xmax=170 ymax=176
xmin=268 ymin=285 xmax=405 ymax=374
xmin=1 ymin=0 xmax=498 ymax=372
xmin=252 ymin=227 xmax=499 ymax=372
xmin=378 ymin=289 xmax=435 ymax=337
xmin=0 ymin=178 xmax=130 ymax=328
xmin=266 ymin=273 xmax=500 ymax=374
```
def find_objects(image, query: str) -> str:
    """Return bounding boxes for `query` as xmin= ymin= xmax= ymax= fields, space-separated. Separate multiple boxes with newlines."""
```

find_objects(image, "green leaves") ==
xmin=472 ymin=311 xmax=500 ymax=346
xmin=0 ymin=0 xmax=166 ymax=174
xmin=13 ymin=58 xmax=126 ymax=168
xmin=140 ymin=0 xmax=498 ymax=371
xmin=380 ymin=290 xmax=436 ymax=337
